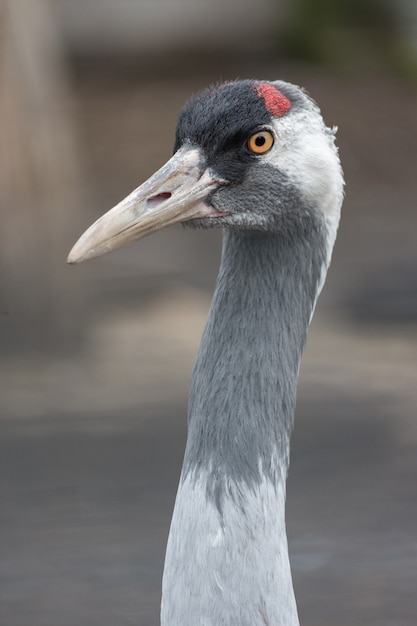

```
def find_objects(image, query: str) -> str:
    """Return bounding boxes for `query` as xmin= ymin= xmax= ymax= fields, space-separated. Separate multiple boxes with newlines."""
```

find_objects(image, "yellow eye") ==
xmin=247 ymin=130 xmax=274 ymax=154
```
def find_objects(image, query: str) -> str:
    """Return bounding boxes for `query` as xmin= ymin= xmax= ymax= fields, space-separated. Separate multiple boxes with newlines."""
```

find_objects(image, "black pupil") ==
xmin=255 ymin=135 xmax=266 ymax=147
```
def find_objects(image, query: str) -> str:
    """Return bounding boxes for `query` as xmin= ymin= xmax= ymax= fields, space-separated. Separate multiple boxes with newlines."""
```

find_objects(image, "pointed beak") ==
xmin=67 ymin=147 xmax=226 ymax=264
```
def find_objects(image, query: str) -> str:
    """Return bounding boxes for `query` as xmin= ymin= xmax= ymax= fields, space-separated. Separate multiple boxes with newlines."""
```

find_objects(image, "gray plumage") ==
xmin=185 ymin=223 xmax=326 ymax=497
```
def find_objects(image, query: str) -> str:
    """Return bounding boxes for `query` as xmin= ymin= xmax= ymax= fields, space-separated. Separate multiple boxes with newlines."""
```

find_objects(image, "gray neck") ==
xmin=161 ymin=225 xmax=327 ymax=626
xmin=184 ymin=226 xmax=326 ymax=497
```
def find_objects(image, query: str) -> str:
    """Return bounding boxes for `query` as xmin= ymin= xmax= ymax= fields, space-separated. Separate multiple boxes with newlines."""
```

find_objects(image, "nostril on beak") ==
xmin=146 ymin=192 xmax=172 ymax=209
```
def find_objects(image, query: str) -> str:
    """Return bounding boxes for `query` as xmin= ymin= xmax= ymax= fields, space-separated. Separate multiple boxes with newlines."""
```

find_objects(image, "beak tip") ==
xmin=67 ymin=242 xmax=89 ymax=265
xmin=67 ymin=224 xmax=103 ymax=264
xmin=66 ymin=253 xmax=79 ymax=265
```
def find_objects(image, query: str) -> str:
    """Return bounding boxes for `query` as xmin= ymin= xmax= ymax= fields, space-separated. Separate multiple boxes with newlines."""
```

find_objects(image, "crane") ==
xmin=68 ymin=79 xmax=344 ymax=626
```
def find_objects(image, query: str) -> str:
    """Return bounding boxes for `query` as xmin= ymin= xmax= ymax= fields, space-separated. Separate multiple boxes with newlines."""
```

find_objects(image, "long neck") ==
xmin=186 ymin=228 xmax=325 ymax=489
xmin=161 ymin=227 xmax=327 ymax=626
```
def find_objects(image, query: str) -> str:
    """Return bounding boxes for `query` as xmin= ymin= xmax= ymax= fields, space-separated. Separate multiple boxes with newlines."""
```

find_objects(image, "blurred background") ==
xmin=1 ymin=1 xmax=416 ymax=624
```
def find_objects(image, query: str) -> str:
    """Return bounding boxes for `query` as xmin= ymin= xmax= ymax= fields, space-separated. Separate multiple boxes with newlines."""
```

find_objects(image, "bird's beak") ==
xmin=67 ymin=147 xmax=226 ymax=264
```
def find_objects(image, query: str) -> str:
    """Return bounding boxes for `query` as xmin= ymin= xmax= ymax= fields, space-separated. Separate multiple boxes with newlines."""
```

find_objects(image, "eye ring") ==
xmin=247 ymin=130 xmax=274 ymax=155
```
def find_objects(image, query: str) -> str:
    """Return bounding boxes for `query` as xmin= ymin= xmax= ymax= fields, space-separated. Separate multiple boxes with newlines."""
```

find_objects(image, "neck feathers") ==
xmin=184 ymin=226 xmax=327 ymax=495
xmin=161 ymin=226 xmax=328 ymax=626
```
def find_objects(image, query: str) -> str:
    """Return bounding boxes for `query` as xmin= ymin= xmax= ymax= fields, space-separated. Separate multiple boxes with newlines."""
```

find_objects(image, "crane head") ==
xmin=67 ymin=80 xmax=343 ymax=264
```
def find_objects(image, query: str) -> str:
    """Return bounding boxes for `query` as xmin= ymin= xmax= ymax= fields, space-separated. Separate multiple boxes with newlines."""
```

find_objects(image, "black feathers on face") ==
xmin=174 ymin=79 xmax=322 ymax=237
xmin=174 ymin=80 xmax=274 ymax=183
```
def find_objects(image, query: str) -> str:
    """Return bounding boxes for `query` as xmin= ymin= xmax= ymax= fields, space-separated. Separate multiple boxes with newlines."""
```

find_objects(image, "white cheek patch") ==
xmin=266 ymin=114 xmax=344 ymax=260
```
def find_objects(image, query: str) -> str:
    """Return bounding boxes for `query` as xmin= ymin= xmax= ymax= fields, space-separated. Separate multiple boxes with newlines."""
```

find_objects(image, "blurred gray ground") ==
xmin=1 ymin=55 xmax=417 ymax=625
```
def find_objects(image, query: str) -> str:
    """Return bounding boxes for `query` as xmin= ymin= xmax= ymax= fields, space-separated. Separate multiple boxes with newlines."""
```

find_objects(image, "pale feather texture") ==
xmin=162 ymin=471 xmax=297 ymax=626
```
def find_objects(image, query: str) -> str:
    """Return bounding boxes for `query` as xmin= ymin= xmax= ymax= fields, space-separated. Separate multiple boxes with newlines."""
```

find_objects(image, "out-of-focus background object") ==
xmin=0 ymin=1 xmax=416 ymax=625
xmin=0 ymin=0 xmax=84 ymax=353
